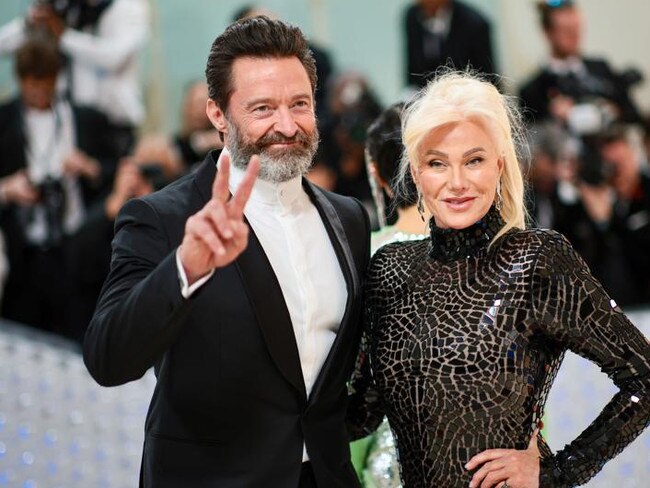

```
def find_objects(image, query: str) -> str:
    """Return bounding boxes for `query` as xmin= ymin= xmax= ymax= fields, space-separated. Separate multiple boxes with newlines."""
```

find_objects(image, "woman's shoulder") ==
xmin=498 ymin=228 xmax=581 ymax=277
xmin=498 ymin=227 xmax=571 ymax=254
xmin=368 ymin=238 xmax=429 ymax=282
xmin=372 ymin=237 xmax=430 ymax=263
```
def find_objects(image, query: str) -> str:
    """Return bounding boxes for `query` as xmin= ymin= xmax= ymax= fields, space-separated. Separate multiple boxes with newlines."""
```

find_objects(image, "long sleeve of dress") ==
xmin=347 ymin=250 xmax=390 ymax=441
xmin=531 ymin=231 xmax=650 ymax=487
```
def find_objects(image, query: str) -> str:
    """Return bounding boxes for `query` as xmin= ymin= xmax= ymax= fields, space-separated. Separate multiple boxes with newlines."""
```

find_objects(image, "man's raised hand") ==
xmin=179 ymin=153 xmax=259 ymax=284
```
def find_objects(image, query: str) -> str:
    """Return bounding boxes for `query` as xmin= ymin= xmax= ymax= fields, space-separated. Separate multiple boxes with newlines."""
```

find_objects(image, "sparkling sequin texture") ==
xmin=348 ymin=210 xmax=650 ymax=488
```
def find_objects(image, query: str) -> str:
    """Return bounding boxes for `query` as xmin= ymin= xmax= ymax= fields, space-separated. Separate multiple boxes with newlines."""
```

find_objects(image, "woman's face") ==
xmin=413 ymin=120 xmax=503 ymax=229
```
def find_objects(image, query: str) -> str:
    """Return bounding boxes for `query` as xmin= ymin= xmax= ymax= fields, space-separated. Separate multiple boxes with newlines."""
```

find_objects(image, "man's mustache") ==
xmin=257 ymin=131 xmax=312 ymax=147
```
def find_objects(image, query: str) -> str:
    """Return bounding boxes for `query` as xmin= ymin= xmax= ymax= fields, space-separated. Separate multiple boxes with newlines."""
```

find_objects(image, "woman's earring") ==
xmin=417 ymin=193 xmax=425 ymax=222
xmin=495 ymin=180 xmax=503 ymax=211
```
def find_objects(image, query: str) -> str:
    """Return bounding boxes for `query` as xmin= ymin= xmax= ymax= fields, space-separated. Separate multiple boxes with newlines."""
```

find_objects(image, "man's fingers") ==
xmin=229 ymin=155 xmax=259 ymax=218
xmin=212 ymin=152 xmax=231 ymax=202
xmin=197 ymin=230 xmax=226 ymax=258
xmin=231 ymin=221 xmax=250 ymax=250
xmin=205 ymin=200 xmax=233 ymax=240
xmin=187 ymin=215 xmax=225 ymax=257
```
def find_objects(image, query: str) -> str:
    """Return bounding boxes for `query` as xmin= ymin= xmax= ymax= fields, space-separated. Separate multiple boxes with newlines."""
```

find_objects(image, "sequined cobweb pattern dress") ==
xmin=348 ymin=208 xmax=650 ymax=488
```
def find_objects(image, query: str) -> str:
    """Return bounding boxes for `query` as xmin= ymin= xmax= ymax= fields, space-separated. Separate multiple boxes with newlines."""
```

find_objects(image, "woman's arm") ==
xmin=530 ymin=231 xmax=650 ymax=487
xmin=346 ymin=251 xmax=390 ymax=441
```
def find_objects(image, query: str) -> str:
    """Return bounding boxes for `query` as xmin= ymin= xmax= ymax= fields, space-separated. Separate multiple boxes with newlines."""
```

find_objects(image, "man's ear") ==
xmin=206 ymin=99 xmax=228 ymax=138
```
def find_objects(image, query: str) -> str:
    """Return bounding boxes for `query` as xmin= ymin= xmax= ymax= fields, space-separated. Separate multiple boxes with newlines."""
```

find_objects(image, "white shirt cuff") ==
xmin=175 ymin=249 xmax=214 ymax=298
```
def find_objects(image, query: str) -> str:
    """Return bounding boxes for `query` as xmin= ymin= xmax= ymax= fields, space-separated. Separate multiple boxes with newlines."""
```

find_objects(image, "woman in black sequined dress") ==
xmin=347 ymin=73 xmax=650 ymax=488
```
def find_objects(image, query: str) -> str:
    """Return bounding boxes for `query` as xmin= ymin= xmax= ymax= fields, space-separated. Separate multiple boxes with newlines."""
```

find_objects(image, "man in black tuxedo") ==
xmin=0 ymin=33 xmax=116 ymax=335
xmin=404 ymin=0 xmax=497 ymax=88
xmin=84 ymin=17 xmax=370 ymax=488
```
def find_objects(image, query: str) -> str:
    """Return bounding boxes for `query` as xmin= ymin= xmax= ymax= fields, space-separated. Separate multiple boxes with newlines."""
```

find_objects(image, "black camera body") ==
xmin=36 ymin=176 xmax=66 ymax=247
xmin=138 ymin=163 xmax=167 ymax=192
xmin=35 ymin=0 xmax=112 ymax=29
xmin=553 ymin=68 xmax=642 ymax=186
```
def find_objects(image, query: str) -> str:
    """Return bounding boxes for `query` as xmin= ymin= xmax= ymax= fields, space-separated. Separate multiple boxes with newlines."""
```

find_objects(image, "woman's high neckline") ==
xmin=428 ymin=206 xmax=505 ymax=262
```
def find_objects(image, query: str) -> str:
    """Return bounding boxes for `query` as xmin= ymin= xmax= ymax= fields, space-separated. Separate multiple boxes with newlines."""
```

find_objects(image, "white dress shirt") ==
xmin=59 ymin=0 xmax=149 ymax=126
xmin=23 ymin=100 xmax=85 ymax=243
xmin=176 ymin=150 xmax=348 ymax=461
xmin=0 ymin=0 xmax=149 ymax=126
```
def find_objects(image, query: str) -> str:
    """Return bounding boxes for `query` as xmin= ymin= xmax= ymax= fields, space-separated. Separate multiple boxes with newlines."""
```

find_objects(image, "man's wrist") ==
xmin=176 ymin=248 xmax=214 ymax=298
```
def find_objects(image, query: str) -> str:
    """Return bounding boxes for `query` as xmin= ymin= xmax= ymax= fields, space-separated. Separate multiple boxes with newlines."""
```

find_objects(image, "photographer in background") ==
xmin=0 ymin=33 xmax=117 ymax=336
xmin=526 ymin=121 xmax=582 ymax=230
xmin=173 ymin=81 xmax=223 ymax=172
xmin=552 ymin=126 xmax=650 ymax=306
xmin=520 ymin=0 xmax=649 ymax=306
xmin=520 ymin=0 xmax=642 ymax=128
xmin=0 ymin=0 xmax=150 ymax=156
xmin=315 ymin=72 xmax=383 ymax=226
xmin=67 ymin=134 xmax=181 ymax=342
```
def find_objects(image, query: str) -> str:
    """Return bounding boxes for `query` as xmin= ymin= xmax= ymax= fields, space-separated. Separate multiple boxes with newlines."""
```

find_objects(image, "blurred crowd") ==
xmin=0 ymin=0 xmax=649 ymax=343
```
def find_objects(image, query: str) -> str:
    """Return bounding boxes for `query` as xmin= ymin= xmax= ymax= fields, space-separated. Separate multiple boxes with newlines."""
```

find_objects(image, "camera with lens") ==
xmin=36 ymin=176 xmax=66 ymax=247
xmin=34 ymin=0 xmax=112 ymax=29
xmin=555 ymin=68 xmax=643 ymax=185
xmin=138 ymin=163 xmax=167 ymax=192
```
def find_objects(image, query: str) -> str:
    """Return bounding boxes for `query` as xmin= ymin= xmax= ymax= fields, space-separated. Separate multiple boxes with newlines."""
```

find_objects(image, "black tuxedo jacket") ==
xmin=518 ymin=57 xmax=642 ymax=125
xmin=84 ymin=152 xmax=370 ymax=487
xmin=405 ymin=0 xmax=496 ymax=88
xmin=0 ymin=97 xmax=116 ymax=185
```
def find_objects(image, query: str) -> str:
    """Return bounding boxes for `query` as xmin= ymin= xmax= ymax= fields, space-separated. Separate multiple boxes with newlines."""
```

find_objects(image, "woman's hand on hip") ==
xmin=466 ymin=429 xmax=541 ymax=488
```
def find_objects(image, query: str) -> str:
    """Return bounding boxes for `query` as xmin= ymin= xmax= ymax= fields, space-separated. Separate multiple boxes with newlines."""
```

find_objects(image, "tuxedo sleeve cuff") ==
xmin=175 ymin=249 xmax=214 ymax=298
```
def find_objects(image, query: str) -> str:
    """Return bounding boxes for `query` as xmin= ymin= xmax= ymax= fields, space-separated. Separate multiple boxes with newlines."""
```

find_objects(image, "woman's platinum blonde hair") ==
xmin=398 ymin=71 xmax=529 ymax=242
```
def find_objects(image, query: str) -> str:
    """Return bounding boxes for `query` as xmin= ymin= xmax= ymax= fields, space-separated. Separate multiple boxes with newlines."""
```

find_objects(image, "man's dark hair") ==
xmin=537 ymin=0 xmax=576 ymax=30
xmin=15 ymin=33 xmax=63 ymax=79
xmin=205 ymin=16 xmax=317 ymax=112
xmin=366 ymin=102 xmax=418 ymax=209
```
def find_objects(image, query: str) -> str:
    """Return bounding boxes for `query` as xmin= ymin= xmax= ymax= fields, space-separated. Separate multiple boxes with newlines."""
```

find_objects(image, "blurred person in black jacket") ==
xmin=66 ymin=134 xmax=182 ymax=342
xmin=552 ymin=126 xmax=650 ymax=306
xmin=519 ymin=0 xmax=642 ymax=127
xmin=0 ymin=33 xmax=116 ymax=335
xmin=526 ymin=122 xmax=585 ymax=230
xmin=173 ymin=81 xmax=222 ymax=172
xmin=404 ymin=0 xmax=497 ymax=89
xmin=315 ymin=73 xmax=382 ymax=226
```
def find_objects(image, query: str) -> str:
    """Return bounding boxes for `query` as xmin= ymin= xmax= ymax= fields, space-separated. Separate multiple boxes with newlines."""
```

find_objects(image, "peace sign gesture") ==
xmin=179 ymin=153 xmax=260 ymax=285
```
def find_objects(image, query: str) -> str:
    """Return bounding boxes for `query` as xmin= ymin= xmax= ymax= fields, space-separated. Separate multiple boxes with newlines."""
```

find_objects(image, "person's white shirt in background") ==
xmin=0 ymin=0 xmax=149 ymax=127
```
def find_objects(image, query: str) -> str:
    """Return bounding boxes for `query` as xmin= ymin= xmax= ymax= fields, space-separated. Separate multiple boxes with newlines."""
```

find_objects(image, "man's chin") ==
xmin=256 ymin=154 xmax=313 ymax=183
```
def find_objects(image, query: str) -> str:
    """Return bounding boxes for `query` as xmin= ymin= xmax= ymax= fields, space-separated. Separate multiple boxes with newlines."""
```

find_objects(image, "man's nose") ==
xmin=274 ymin=106 xmax=298 ymax=137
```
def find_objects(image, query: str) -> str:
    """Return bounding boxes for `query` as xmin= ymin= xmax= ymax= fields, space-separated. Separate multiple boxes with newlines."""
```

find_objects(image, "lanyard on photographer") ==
xmin=22 ymin=100 xmax=64 ymax=181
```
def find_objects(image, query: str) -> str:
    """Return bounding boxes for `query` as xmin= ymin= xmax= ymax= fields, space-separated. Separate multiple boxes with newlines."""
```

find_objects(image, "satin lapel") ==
xmin=193 ymin=153 xmax=306 ymax=399
xmin=235 ymin=228 xmax=307 ymax=400
xmin=302 ymin=181 xmax=360 ymax=402
xmin=193 ymin=151 xmax=219 ymax=204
